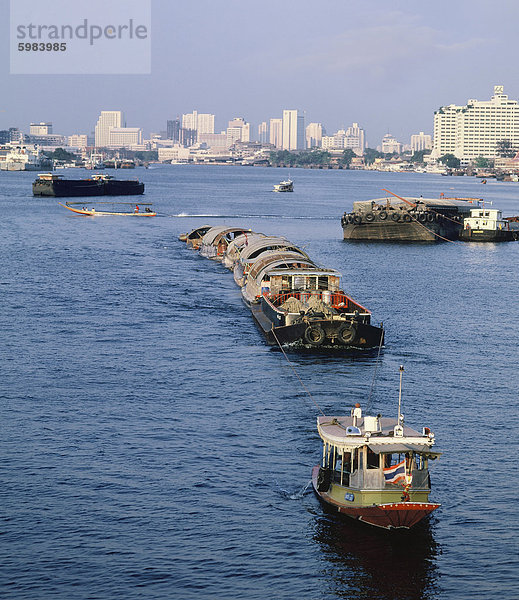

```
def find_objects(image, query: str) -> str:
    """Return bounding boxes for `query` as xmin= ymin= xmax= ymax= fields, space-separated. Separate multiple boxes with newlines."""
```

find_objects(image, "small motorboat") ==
xmin=312 ymin=366 xmax=441 ymax=529
xmin=273 ymin=179 xmax=293 ymax=192
xmin=59 ymin=202 xmax=156 ymax=216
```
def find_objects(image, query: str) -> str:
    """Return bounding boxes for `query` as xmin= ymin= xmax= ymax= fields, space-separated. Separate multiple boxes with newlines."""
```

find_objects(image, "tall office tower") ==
xmin=306 ymin=123 xmax=323 ymax=149
xmin=380 ymin=133 xmax=401 ymax=154
xmin=95 ymin=111 xmax=124 ymax=147
xmin=282 ymin=109 xmax=305 ymax=150
xmin=410 ymin=131 xmax=432 ymax=152
xmin=432 ymin=85 xmax=519 ymax=160
xmin=344 ymin=122 xmax=366 ymax=153
xmin=269 ymin=118 xmax=283 ymax=148
xmin=258 ymin=121 xmax=268 ymax=143
xmin=167 ymin=119 xmax=181 ymax=142
xmin=30 ymin=122 xmax=53 ymax=135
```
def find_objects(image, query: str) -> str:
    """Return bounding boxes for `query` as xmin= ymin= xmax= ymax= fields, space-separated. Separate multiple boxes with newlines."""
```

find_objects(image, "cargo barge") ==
xmin=341 ymin=191 xmax=477 ymax=242
xmin=33 ymin=173 xmax=144 ymax=197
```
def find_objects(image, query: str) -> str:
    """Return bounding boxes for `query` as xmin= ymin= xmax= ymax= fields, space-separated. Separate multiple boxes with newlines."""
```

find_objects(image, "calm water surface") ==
xmin=1 ymin=166 xmax=518 ymax=599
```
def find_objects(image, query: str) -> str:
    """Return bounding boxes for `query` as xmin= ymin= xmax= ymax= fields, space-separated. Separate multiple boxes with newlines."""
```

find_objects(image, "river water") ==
xmin=1 ymin=166 xmax=518 ymax=599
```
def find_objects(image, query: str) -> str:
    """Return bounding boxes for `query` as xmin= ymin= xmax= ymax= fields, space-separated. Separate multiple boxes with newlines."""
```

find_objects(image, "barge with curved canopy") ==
xmin=179 ymin=225 xmax=213 ymax=248
xmin=313 ymin=367 xmax=441 ymax=529
xmin=341 ymin=192 xmax=478 ymax=242
xmin=199 ymin=226 xmax=252 ymax=260
xmin=241 ymin=251 xmax=384 ymax=349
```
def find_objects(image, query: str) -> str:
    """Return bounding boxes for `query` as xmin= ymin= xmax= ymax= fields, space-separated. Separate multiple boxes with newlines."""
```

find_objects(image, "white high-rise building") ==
xmin=432 ymin=86 xmax=519 ymax=160
xmin=108 ymin=127 xmax=142 ymax=148
xmin=68 ymin=134 xmax=88 ymax=148
xmin=306 ymin=123 xmax=323 ymax=149
xmin=258 ymin=121 xmax=268 ymax=144
xmin=95 ymin=111 xmax=124 ymax=147
xmin=30 ymin=122 xmax=52 ymax=135
xmin=182 ymin=111 xmax=215 ymax=141
xmin=411 ymin=132 xmax=432 ymax=152
xmin=282 ymin=109 xmax=304 ymax=150
xmin=269 ymin=118 xmax=283 ymax=149
xmin=344 ymin=123 xmax=366 ymax=153
xmin=227 ymin=118 xmax=250 ymax=144
xmin=380 ymin=133 xmax=401 ymax=154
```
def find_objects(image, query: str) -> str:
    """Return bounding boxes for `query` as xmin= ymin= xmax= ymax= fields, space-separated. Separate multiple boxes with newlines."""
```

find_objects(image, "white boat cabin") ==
xmin=261 ymin=269 xmax=341 ymax=296
xmin=464 ymin=208 xmax=509 ymax=231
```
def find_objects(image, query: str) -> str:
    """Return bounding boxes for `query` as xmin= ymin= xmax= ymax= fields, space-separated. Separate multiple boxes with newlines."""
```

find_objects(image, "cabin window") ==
xmin=281 ymin=276 xmax=290 ymax=290
xmin=308 ymin=277 xmax=317 ymax=290
xmin=318 ymin=276 xmax=328 ymax=290
xmin=366 ymin=448 xmax=379 ymax=469
xmin=293 ymin=275 xmax=305 ymax=289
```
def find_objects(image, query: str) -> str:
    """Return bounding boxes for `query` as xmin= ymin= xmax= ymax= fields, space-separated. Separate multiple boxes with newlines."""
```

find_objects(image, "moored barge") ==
xmin=341 ymin=192 xmax=478 ymax=242
xmin=33 ymin=173 xmax=144 ymax=197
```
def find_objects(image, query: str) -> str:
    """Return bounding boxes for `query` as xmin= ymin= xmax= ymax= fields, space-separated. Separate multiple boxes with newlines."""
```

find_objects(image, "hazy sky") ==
xmin=2 ymin=0 xmax=519 ymax=146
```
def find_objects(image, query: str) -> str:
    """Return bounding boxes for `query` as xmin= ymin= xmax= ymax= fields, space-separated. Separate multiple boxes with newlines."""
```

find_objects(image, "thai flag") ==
xmin=384 ymin=459 xmax=406 ymax=483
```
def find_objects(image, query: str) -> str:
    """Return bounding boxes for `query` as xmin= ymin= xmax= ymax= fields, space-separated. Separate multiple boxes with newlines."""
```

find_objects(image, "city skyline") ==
xmin=2 ymin=2 xmax=519 ymax=144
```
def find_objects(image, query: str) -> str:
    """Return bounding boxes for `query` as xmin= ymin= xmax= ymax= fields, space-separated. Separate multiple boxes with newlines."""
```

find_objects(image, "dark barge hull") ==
xmin=250 ymin=303 xmax=384 ymax=349
xmin=33 ymin=180 xmax=144 ymax=197
xmin=342 ymin=219 xmax=461 ymax=242
xmin=459 ymin=229 xmax=518 ymax=242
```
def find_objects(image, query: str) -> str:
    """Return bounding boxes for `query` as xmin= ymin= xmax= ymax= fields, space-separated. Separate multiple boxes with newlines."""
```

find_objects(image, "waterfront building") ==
xmin=95 ymin=111 xmax=124 ymax=147
xmin=30 ymin=122 xmax=52 ymax=135
xmin=68 ymin=134 xmax=88 ymax=148
xmin=282 ymin=109 xmax=305 ymax=150
xmin=380 ymin=133 xmax=402 ymax=154
xmin=432 ymin=85 xmax=519 ymax=160
xmin=411 ymin=132 xmax=432 ymax=152
xmin=108 ymin=127 xmax=142 ymax=148
xmin=199 ymin=133 xmax=228 ymax=149
xmin=306 ymin=123 xmax=323 ymax=149
xmin=269 ymin=118 xmax=283 ymax=149
xmin=258 ymin=121 xmax=268 ymax=144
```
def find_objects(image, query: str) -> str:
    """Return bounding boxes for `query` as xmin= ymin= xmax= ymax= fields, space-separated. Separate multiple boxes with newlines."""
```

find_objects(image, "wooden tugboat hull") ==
xmin=459 ymin=229 xmax=518 ymax=242
xmin=311 ymin=466 xmax=439 ymax=530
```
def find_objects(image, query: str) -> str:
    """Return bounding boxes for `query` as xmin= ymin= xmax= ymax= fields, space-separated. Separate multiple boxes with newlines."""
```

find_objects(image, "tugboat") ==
xmin=341 ymin=190 xmax=477 ymax=242
xmin=459 ymin=208 xmax=519 ymax=242
xmin=33 ymin=173 xmax=144 ymax=197
xmin=241 ymin=250 xmax=384 ymax=349
xmin=312 ymin=366 xmax=441 ymax=529
xmin=273 ymin=179 xmax=294 ymax=192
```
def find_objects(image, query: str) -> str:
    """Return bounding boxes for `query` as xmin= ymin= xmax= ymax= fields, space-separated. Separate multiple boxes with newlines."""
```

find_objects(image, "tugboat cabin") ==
xmin=316 ymin=413 xmax=441 ymax=506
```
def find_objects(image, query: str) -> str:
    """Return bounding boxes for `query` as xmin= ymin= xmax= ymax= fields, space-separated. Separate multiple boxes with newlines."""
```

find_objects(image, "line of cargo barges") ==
xmin=180 ymin=225 xmax=384 ymax=351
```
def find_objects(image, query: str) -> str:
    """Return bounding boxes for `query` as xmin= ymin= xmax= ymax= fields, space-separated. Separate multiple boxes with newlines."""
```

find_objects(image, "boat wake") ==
xmin=277 ymin=479 xmax=313 ymax=500
xmin=165 ymin=213 xmax=336 ymax=220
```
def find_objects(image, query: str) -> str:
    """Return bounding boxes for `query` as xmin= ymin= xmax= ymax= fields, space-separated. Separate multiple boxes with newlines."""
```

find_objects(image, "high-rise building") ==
xmin=108 ymin=127 xmax=142 ymax=148
xmin=258 ymin=121 xmax=268 ymax=144
xmin=432 ymin=85 xmax=519 ymax=160
xmin=167 ymin=119 xmax=181 ymax=142
xmin=226 ymin=118 xmax=250 ymax=146
xmin=282 ymin=109 xmax=304 ymax=150
xmin=95 ymin=111 xmax=124 ymax=147
xmin=269 ymin=118 xmax=283 ymax=149
xmin=306 ymin=123 xmax=323 ymax=149
xmin=344 ymin=123 xmax=366 ymax=153
xmin=182 ymin=111 xmax=215 ymax=141
xmin=380 ymin=133 xmax=401 ymax=154
xmin=411 ymin=132 xmax=432 ymax=152
xmin=30 ymin=122 xmax=53 ymax=135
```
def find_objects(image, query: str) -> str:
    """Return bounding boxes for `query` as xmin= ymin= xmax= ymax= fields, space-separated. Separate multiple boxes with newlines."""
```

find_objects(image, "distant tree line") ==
xmin=269 ymin=149 xmax=356 ymax=168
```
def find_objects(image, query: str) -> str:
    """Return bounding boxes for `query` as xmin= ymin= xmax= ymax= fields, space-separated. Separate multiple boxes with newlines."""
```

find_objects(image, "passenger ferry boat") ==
xmin=459 ymin=208 xmax=519 ymax=242
xmin=273 ymin=179 xmax=293 ymax=192
xmin=312 ymin=366 xmax=441 ymax=529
